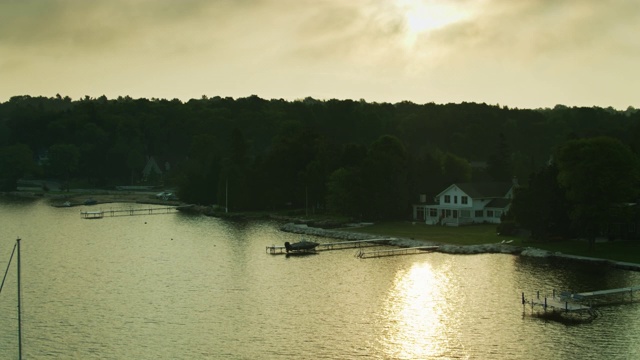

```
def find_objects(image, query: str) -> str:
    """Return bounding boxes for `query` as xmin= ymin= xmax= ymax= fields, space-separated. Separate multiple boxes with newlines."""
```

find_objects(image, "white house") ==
xmin=413 ymin=180 xmax=517 ymax=226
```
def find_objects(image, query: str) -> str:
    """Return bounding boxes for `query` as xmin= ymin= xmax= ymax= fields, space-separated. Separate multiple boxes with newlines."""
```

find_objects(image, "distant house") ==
xmin=413 ymin=179 xmax=518 ymax=226
xmin=142 ymin=156 xmax=163 ymax=181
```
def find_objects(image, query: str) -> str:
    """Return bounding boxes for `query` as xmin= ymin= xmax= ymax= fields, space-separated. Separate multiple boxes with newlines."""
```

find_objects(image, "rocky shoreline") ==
xmin=280 ymin=223 xmax=640 ymax=271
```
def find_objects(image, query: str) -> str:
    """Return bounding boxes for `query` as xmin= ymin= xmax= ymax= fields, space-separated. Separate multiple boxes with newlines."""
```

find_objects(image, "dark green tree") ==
xmin=361 ymin=135 xmax=408 ymax=220
xmin=178 ymin=134 xmax=220 ymax=205
xmin=47 ymin=143 xmax=81 ymax=181
xmin=220 ymin=128 xmax=250 ymax=211
xmin=0 ymin=144 xmax=36 ymax=190
xmin=441 ymin=152 xmax=471 ymax=184
xmin=326 ymin=167 xmax=363 ymax=218
xmin=556 ymin=136 xmax=640 ymax=248
xmin=510 ymin=164 xmax=571 ymax=239
xmin=260 ymin=125 xmax=320 ymax=209
xmin=487 ymin=132 xmax=512 ymax=181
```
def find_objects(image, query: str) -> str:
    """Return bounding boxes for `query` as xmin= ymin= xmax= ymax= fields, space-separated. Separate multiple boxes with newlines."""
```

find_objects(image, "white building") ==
xmin=413 ymin=181 xmax=517 ymax=226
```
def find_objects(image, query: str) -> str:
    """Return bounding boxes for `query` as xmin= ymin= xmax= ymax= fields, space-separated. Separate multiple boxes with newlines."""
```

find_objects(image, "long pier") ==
xmin=265 ymin=238 xmax=389 ymax=255
xmin=574 ymin=285 xmax=640 ymax=300
xmin=355 ymin=246 xmax=439 ymax=259
xmin=81 ymin=206 xmax=179 ymax=219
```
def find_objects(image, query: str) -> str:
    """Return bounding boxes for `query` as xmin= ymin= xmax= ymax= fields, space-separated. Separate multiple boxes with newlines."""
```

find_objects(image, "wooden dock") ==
xmin=318 ymin=238 xmax=389 ymax=250
xmin=355 ymin=246 xmax=439 ymax=259
xmin=265 ymin=239 xmax=440 ymax=258
xmin=265 ymin=238 xmax=389 ymax=255
xmin=523 ymin=285 xmax=640 ymax=317
xmin=81 ymin=211 xmax=104 ymax=219
xmin=81 ymin=206 xmax=179 ymax=219
xmin=524 ymin=291 xmax=592 ymax=313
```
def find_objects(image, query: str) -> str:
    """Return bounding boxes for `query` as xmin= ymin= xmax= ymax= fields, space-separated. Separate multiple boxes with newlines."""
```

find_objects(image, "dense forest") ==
xmin=1 ymin=95 xmax=639 ymax=239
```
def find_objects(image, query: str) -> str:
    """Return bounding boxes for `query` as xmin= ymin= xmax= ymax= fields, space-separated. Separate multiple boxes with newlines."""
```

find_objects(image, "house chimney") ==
xmin=512 ymin=176 xmax=519 ymax=187
xmin=419 ymin=194 xmax=427 ymax=203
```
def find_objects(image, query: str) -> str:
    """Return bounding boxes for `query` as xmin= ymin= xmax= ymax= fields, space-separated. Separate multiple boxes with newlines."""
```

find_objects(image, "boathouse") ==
xmin=412 ymin=179 xmax=517 ymax=226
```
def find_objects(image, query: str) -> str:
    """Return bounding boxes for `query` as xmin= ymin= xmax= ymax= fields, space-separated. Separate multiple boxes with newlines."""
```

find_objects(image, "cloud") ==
xmin=0 ymin=0 xmax=638 ymax=108
xmin=426 ymin=0 xmax=640 ymax=62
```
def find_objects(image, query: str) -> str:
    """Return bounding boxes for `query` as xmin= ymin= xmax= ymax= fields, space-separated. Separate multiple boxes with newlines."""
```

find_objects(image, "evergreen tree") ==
xmin=487 ymin=132 xmax=511 ymax=181
xmin=556 ymin=136 xmax=640 ymax=248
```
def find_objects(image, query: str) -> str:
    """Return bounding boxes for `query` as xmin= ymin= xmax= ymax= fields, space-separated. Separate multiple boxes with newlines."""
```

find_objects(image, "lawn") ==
xmin=346 ymin=221 xmax=640 ymax=264
xmin=348 ymin=221 xmax=508 ymax=245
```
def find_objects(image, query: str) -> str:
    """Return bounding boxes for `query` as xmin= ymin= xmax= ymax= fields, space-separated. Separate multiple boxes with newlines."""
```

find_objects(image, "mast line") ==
xmin=17 ymin=238 xmax=23 ymax=360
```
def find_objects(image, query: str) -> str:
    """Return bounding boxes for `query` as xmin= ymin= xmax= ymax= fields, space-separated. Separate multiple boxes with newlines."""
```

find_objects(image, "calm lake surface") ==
xmin=1 ymin=198 xmax=640 ymax=359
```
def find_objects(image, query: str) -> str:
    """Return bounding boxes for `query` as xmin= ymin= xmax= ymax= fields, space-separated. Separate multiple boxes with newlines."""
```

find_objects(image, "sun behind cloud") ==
xmin=392 ymin=0 xmax=475 ymax=48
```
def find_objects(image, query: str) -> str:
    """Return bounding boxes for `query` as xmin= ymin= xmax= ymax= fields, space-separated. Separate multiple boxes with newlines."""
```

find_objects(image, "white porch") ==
xmin=413 ymin=205 xmax=504 ymax=226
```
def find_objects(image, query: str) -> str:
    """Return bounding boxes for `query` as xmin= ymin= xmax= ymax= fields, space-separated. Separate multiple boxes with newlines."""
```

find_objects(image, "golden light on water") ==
xmin=380 ymin=261 xmax=466 ymax=359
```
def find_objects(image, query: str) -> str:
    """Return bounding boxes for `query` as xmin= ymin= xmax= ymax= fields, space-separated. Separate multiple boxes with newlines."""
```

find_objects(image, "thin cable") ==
xmin=0 ymin=242 xmax=17 ymax=295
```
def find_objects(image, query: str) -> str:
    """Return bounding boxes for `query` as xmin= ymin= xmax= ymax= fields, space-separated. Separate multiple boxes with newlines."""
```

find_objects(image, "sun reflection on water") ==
xmin=380 ymin=260 xmax=467 ymax=359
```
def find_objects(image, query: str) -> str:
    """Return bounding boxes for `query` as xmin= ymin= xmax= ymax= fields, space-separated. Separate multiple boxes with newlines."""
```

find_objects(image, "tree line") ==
xmin=1 ymin=94 xmax=639 ymax=238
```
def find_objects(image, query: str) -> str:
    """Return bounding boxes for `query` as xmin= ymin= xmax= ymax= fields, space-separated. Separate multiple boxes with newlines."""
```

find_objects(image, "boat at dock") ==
xmin=266 ymin=238 xmax=393 ymax=255
xmin=284 ymin=240 xmax=319 ymax=253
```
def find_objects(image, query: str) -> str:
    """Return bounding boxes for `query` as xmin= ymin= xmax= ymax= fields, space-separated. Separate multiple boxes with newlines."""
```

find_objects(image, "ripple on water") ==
xmin=1 ymin=200 xmax=640 ymax=359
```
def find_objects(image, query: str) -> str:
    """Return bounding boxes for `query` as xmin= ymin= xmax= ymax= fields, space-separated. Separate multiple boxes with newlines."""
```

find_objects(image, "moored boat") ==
xmin=284 ymin=240 xmax=319 ymax=253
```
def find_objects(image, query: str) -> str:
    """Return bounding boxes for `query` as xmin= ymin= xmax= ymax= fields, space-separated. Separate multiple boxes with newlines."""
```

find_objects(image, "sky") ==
xmin=1 ymin=0 xmax=638 ymax=109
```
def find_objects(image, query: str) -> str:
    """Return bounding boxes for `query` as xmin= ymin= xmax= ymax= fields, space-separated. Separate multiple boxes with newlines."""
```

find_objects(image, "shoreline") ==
xmin=2 ymin=190 xmax=183 ymax=207
xmin=279 ymin=223 xmax=640 ymax=272
xmin=5 ymin=191 xmax=638 ymax=272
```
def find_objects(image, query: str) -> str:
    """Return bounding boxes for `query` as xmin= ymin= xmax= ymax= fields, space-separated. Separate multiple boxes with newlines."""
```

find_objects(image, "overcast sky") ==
xmin=1 ymin=0 xmax=638 ymax=109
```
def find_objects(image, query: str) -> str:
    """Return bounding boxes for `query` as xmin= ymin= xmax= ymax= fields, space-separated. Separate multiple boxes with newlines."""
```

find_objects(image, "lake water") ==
xmin=1 ymin=198 xmax=640 ymax=359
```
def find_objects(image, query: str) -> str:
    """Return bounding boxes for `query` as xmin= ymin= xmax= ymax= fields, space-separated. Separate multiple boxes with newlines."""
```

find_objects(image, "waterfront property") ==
xmin=412 ymin=179 xmax=517 ymax=226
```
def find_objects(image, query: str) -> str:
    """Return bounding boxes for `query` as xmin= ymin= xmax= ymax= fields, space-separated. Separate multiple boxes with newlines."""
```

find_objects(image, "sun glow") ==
xmin=394 ymin=0 xmax=472 ymax=47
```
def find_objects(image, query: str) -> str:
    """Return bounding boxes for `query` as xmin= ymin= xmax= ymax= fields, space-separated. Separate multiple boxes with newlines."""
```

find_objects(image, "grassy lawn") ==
xmin=529 ymin=240 xmax=640 ymax=264
xmin=347 ymin=221 xmax=508 ymax=245
xmin=346 ymin=221 xmax=640 ymax=264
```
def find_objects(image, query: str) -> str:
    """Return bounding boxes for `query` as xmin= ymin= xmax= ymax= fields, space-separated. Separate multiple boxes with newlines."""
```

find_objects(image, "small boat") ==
xmin=284 ymin=240 xmax=319 ymax=253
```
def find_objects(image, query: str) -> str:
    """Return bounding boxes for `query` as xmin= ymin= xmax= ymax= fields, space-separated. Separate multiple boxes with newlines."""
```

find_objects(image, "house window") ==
xmin=494 ymin=211 xmax=502 ymax=218
xmin=461 ymin=196 xmax=468 ymax=205
xmin=475 ymin=210 xmax=483 ymax=217
xmin=444 ymin=195 xmax=450 ymax=203
xmin=446 ymin=209 xmax=451 ymax=217
xmin=417 ymin=207 xmax=425 ymax=220
xmin=461 ymin=210 xmax=470 ymax=218
xmin=454 ymin=196 xmax=458 ymax=204
xmin=487 ymin=210 xmax=494 ymax=217
xmin=429 ymin=208 xmax=437 ymax=217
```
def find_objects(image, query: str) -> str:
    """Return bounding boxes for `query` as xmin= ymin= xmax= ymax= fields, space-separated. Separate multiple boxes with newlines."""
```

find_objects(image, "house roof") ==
xmin=446 ymin=182 xmax=513 ymax=199
xmin=485 ymin=198 xmax=511 ymax=209
xmin=143 ymin=156 xmax=163 ymax=176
